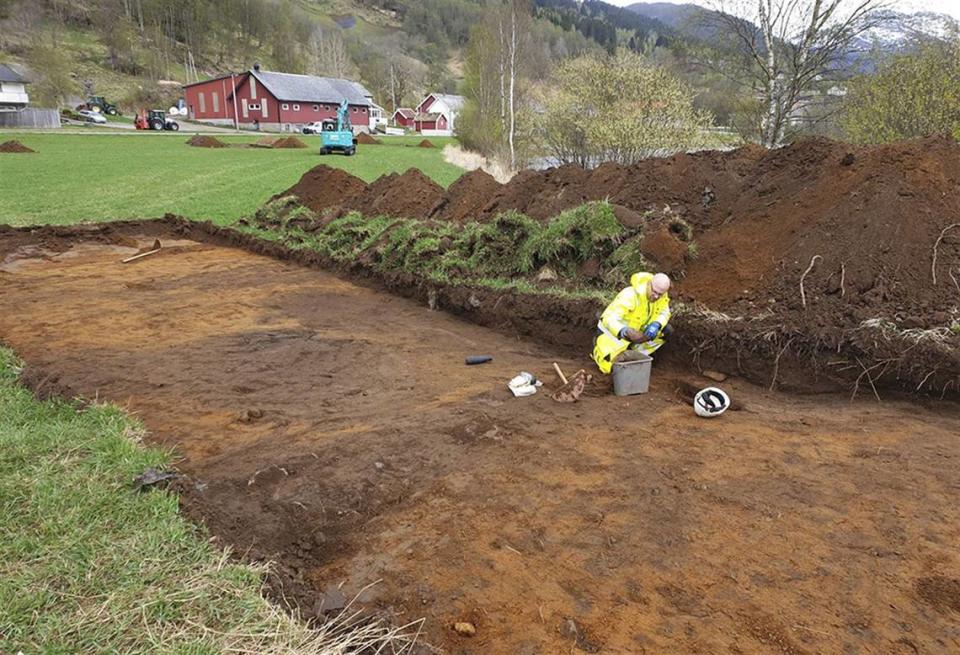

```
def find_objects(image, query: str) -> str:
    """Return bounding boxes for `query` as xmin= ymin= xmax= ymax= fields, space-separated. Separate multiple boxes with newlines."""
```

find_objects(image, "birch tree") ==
xmin=461 ymin=0 xmax=531 ymax=167
xmin=308 ymin=27 xmax=354 ymax=78
xmin=703 ymin=0 xmax=887 ymax=147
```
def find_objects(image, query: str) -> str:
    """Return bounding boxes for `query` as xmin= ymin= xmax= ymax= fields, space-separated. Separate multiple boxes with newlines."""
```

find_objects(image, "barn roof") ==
xmin=252 ymin=70 xmax=370 ymax=106
xmin=393 ymin=108 xmax=415 ymax=119
xmin=415 ymin=112 xmax=444 ymax=122
xmin=0 ymin=63 xmax=27 ymax=84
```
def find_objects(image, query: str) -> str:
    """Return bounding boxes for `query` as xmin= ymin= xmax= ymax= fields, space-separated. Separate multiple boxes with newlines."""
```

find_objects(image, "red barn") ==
xmin=183 ymin=65 xmax=372 ymax=132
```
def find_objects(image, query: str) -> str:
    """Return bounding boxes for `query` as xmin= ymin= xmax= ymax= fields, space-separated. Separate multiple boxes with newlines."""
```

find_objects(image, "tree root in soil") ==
xmin=931 ymin=223 xmax=959 ymax=286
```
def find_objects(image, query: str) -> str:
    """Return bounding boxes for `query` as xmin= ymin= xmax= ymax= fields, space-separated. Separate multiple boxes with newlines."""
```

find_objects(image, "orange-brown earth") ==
xmin=1 ymin=227 xmax=959 ymax=654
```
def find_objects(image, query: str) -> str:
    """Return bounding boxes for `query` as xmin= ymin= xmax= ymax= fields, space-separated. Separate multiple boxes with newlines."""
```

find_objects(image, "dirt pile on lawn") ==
xmin=344 ymin=168 xmax=444 ymax=219
xmin=186 ymin=135 xmax=227 ymax=148
xmin=356 ymin=132 xmax=381 ymax=145
xmin=417 ymin=139 xmax=435 ymax=148
xmin=251 ymin=136 xmax=280 ymax=148
xmin=272 ymin=136 xmax=308 ymax=149
xmin=0 ymin=140 xmax=35 ymax=153
xmin=273 ymin=164 xmax=367 ymax=213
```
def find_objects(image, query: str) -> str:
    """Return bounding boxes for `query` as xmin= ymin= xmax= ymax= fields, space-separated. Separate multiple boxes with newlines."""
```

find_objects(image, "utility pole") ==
xmin=231 ymin=73 xmax=240 ymax=131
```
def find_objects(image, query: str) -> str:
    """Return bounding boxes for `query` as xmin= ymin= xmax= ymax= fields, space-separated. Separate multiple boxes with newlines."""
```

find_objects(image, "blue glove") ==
xmin=643 ymin=322 xmax=662 ymax=340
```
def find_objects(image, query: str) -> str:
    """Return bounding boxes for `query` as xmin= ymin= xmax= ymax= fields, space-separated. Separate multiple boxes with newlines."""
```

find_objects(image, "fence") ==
xmin=0 ymin=108 xmax=62 ymax=129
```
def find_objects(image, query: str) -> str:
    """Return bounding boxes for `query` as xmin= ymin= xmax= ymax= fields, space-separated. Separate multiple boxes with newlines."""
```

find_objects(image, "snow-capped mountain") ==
xmin=627 ymin=2 xmax=958 ymax=49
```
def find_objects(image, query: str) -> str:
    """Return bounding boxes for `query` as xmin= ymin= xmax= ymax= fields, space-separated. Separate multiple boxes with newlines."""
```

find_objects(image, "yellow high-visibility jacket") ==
xmin=591 ymin=272 xmax=672 ymax=374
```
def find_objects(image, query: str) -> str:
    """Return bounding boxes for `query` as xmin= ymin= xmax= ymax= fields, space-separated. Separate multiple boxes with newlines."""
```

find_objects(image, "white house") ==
xmin=353 ymin=81 xmax=387 ymax=131
xmin=0 ymin=64 xmax=29 ymax=112
xmin=413 ymin=92 xmax=465 ymax=136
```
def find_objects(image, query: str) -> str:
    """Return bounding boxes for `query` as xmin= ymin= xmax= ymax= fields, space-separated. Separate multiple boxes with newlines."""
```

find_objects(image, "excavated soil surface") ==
xmin=0 ymin=139 xmax=35 ymax=153
xmin=186 ymin=135 xmax=228 ymax=148
xmin=2 ymin=221 xmax=959 ymax=654
xmin=417 ymin=139 xmax=435 ymax=148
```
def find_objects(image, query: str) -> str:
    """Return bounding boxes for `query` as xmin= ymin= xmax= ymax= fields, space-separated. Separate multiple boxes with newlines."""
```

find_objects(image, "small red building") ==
xmin=392 ymin=107 xmax=414 ymax=128
xmin=183 ymin=65 xmax=371 ymax=132
xmin=411 ymin=92 xmax=465 ymax=135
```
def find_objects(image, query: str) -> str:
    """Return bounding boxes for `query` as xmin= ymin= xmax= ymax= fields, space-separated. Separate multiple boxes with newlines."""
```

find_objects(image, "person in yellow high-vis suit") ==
xmin=591 ymin=272 xmax=672 ymax=374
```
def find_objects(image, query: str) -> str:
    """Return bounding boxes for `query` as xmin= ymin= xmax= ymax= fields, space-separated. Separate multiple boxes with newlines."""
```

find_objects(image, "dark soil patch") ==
xmin=916 ymin=576 xmax=960 ymax=613
xmin=417 ymin=139 xmax=435 ymax=148
xmin=356 ymin=132 xmax=380 ymax=145
xmin=0 ymin=140 xmax=35 ymax=153
xmin=186 ymin=135 xmax=228 ymax=148
xmin=251 ymin=136 xmax=280 ymax=148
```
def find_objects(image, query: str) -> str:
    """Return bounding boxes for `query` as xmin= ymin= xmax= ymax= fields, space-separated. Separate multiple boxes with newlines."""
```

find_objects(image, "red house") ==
xmin=411 ymin=92 xmax=465 ymax=136
xmin=392 ymin=107 xmax=414 ymax=128
xmin=183 ymin=65 xmax=372 ymax=132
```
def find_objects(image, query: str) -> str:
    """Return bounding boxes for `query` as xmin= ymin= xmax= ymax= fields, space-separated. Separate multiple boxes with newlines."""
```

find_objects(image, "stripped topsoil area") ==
xmin=2 ymin=220 xmax=959 ymax=654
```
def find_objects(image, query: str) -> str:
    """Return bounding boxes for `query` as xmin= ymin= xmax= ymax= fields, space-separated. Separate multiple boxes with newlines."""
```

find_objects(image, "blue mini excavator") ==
xmin=320 ymin=100 xmax=356 ymax=156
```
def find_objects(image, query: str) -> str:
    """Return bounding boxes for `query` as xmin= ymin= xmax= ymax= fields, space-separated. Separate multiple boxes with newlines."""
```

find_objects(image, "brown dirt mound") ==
xmin=345 ymin=168 xmax=444 ymax=219
xmin=431 ymin=169 xmax=502 ymax=222
xmin=681 ymin=136 xmax=960 ymax=331
xmin=186 ymin=135 xmax=227 ymax=148
xmin=417 ymin=139 xmax=435 ymax=148
xmin=356 ymin=132 xmax=381 ymax=145
xmin=274 ymin=164 xmax=368 ymax=213
xmin=0 ymin=140 xmax=35 ymax=153
xmin=272 ymin=136 xmax=308 ymax=149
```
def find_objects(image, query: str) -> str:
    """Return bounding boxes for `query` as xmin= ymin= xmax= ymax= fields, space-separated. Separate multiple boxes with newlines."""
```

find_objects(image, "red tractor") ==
xmin=134 ymin=109 xmax=179 ymax=131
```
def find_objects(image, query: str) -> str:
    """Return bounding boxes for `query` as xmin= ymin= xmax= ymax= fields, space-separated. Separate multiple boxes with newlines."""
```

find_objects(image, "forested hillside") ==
xmin=0 ymin=0 xmax=601 ymax=111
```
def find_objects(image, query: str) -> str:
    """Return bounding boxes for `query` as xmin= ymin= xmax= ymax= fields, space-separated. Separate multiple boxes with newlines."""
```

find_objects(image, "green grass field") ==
xmin=0 ymin=132 xmax=463 ymax=227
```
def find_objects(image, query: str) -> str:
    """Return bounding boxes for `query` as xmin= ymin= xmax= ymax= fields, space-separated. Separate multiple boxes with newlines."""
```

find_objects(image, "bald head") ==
xmin=647 ymin=273 xmax=671 ymax=300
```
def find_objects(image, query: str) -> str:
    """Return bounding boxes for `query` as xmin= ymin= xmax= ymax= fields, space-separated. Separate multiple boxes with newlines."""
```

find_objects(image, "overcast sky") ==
xmin=603 ymin=0 xmax=960 ymax=20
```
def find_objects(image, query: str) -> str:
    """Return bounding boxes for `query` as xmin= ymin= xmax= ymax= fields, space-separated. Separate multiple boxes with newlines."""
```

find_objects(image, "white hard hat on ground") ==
xmin=694 ymin=387 xmax=730 ymax=418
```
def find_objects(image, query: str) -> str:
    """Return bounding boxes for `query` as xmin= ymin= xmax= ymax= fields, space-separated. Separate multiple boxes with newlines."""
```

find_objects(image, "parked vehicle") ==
xmin=301 ymin=121 xmax=324 ymax=135
xmin=77 ymin=109 xmax=108 ymax=124
xmin=82 ymin=96 xmax=121 ymax=116
xmin=134 ymin=109 xmax=180 ymax=131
